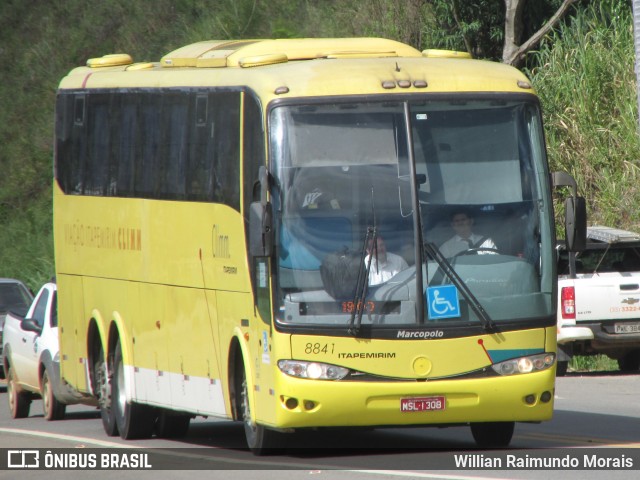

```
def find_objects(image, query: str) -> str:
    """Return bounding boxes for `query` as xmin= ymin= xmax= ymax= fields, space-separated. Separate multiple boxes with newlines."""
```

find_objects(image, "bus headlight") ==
xmin=491 ymin=353 xmax=555 ymax=376
xmin=278 ymin=360 xmax=350 ymax=380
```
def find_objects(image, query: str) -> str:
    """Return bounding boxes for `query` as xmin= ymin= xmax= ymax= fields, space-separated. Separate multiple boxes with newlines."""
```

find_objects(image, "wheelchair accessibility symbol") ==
xmin=426 ymin=285 xmax=461 ymax=320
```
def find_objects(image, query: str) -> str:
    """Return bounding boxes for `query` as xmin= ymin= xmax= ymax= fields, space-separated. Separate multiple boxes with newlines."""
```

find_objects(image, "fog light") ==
xmin=304 ymin=400 xmax=316 ymax=411
xmin=285 ymin=397 xmax=298 ymax=410
xmin=525 ymin=394 xmax=536 ymax=405
xmin=540 ymin=391 xmax=552 ymax=403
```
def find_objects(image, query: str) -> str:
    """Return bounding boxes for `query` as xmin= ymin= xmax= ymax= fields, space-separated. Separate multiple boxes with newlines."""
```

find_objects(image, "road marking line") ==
xmin=0 ymin=427 xmax=133 ymax=448
xmin=341 ymin=471 xmax=509 ymax=480
xmin=517 ymin=431 xmax=638 ymax=446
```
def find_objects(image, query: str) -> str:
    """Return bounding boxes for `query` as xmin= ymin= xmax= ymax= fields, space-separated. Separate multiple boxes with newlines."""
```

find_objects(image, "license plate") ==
xmin=400 ymin=396 xmax=446 ymax=412
xmin=615 ymin=323 xmax=640 ymax=334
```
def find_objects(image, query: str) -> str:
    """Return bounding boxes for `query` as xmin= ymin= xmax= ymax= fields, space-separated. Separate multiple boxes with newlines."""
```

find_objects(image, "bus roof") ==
xmin=59 ymin=37 xmax=535 ymax=101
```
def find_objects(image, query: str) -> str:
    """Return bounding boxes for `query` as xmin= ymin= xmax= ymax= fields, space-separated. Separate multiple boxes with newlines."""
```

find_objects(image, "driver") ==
xmin=439 ymin=210 xmax=497 ymax=258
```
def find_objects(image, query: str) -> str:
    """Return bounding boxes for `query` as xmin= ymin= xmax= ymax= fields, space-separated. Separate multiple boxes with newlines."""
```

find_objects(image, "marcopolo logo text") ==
xmin=397 ymin=330 xmax=444 ymax=339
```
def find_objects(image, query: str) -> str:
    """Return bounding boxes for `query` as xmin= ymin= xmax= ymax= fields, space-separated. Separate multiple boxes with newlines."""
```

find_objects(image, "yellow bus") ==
xmin=53 ymin=38 xmax=585 ymax=452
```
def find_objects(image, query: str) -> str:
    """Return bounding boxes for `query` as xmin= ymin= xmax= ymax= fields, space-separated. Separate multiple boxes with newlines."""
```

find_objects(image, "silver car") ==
xmin=0 ymin=278 xmax=33 ymax=379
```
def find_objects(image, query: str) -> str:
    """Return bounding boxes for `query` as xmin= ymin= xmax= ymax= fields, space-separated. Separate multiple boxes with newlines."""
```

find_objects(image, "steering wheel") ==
xmin=454 ymin=247 xmax=501 ymax=257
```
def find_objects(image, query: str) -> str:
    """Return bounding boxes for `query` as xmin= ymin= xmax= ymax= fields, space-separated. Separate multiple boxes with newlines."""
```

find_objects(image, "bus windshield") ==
xmin=270 ymin=98 xmax=554 ymax=331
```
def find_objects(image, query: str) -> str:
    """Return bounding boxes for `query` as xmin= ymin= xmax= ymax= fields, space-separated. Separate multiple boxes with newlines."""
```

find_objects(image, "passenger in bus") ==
xmin=439 ymin=210 xmax=497 ymax=258
xmin=365 ymin=236 xmax=408 ymax=285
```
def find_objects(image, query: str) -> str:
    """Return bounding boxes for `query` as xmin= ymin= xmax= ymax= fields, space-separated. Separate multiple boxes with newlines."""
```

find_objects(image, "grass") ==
xmin=527 ymin=0 xmax=640 ymax=230
xmin=569 ymin=355 xmax=619 ymax=373
xmin=0 ymin=196 xmax=54 ymax=292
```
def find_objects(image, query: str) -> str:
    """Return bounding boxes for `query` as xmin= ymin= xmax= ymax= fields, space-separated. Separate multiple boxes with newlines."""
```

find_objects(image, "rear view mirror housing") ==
xmin=249 ymin=166 xmax=274 ymax=257
xmin=564 ymin=196 xmax=587 ymax=252
xmin=249 ymin=201 xmax=273 ymax=257
xmin=551 ymin=171 xmax=587 ymax=253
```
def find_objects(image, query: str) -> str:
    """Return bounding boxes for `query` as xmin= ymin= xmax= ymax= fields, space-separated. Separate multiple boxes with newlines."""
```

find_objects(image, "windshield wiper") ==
xmin=423 ymin=242 xmax=497 ymax=332
xmin=348 ymin=226 xmax=376 ymax=335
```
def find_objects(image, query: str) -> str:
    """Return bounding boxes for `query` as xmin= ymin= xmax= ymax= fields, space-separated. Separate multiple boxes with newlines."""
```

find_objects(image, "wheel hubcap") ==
xmin=43 ymin=376 xmax=50 ymax=414
xmin=8 ymin=378 xmax=15 ymax=411
xmin=240 ymin=376 xmax=258 ymax=444
xmin=96 ymin=360 xmax=111 ymax=410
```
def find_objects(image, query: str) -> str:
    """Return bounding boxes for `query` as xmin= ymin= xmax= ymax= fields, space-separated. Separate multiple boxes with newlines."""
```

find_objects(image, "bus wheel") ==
xmin=156 ymin=410 xmax=191 ymax=438
xmin=42 ymin=367 xmax=66 ymax=421
xmin=112 ymin=340 xmax=155 ymax=440
xmin=95 ymin=345 xmax=118 ymax=436
xmin=470 ymin=421 xmax=515 ymax=448
xmin=7 ymin=366 xmax=31 ymax=419
xmin=238 ymin=368 xmax=281 ymax=455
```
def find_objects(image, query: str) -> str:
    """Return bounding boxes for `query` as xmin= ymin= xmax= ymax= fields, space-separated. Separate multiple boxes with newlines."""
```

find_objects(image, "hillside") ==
xmin=0 ymin=0 xmax=637 ymax=290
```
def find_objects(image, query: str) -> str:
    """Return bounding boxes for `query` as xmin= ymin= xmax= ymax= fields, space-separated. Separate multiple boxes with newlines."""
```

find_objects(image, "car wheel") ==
xmin=618 ymin=351 xmax=640 ymax=372
xmin=7 ymin=366 xmax=31 ymax=419
xmin=556 ymin=360 xmax=568 ymax=377
xmin=42 ymin=368 xmax=66 ymax=421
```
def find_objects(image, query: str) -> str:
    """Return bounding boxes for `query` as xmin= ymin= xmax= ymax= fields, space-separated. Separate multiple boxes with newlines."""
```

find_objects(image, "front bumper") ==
xmin=265 ymin=368 xmax=555 ymax=429
xmin=557 ymin=325 xmax=594 ymax=345
xmin=560 ymin=322 xmax=640 ymax=348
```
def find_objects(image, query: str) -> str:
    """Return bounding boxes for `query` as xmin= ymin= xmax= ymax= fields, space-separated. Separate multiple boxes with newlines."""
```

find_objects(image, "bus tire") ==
xmin=112 ymin=340 xmax=155 ymax=440
xmin=95 ymin=344 xmax=118 ymax=436
xmin=7 ymin=366 xmax=31 ymax=419
xmin=156 ymin=410 xmax=191 ymax=438
xmin=470 ymin=421 xmax=515 ymax=448
xmin=42 ymin=367 xmax=66 ymax=421
xmin=238 ymin=367 xmax=282 ymax=455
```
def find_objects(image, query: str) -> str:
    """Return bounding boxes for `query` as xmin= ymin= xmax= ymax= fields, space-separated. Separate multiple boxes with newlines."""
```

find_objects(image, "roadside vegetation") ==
xmin=569 ymin=354 xmax=619 ymax=373
xmin=0 ymin=1 xmax=636 ymax=371
xmin=529 ymin=1 xmax=640 ymax=229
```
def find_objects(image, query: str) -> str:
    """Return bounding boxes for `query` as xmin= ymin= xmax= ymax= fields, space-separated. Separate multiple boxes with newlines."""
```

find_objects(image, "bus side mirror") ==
xmin=250 ymin=166 xmax=274 ymax=257
xmin=250 ymin=201 xmax=273 ymax=257
xmin=565 ymin=196 xmax=586 ymax=252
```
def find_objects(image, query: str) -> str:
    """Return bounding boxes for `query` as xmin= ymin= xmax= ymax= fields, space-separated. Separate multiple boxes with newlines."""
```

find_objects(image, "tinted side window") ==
xmin=55 ymin=89 xmax=243 ymax=212
xmin=0 ymin=283 xmax=32 ymax=314
xmin=243 ymin=92 xmax=265 ymax=218
xmin=32 ymin=290 xmax=50 ymax=329
xmin=51 ymin=292 xmax=58 ymax=328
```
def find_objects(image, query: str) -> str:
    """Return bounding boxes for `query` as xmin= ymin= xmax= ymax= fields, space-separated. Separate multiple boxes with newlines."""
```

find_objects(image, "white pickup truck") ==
xmin=557 ymin=226 xmax=640 ymax=375
xmin=2 ymin=281 xmax=95 ymax=419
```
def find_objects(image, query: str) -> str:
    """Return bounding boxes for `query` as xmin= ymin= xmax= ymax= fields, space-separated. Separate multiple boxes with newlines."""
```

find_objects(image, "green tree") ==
xmin=422 ymin=0 xmax=580 ymax=66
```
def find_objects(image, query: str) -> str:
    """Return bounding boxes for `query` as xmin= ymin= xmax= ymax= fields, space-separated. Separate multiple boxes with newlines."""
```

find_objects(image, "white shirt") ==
xmin=439 ymin=234 xmax=497 ymax=258
xmin=364 ymin=252 xmax=409 ymax=285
